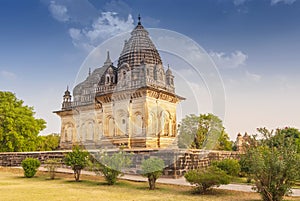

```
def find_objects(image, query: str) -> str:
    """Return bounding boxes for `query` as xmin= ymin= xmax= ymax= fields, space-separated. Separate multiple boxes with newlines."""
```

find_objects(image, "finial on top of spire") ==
xmin=67 ymin=85 xmax=69 ymax=91
xmin=138 ymin=14 xmax=141 ymax=25
xmin=107 ymin=51 xmax=110 ymax=60
xmin=88 ymin=68 xmax=91 ymax=76
xmin=167 ymin=64 xmax=170 ymax=69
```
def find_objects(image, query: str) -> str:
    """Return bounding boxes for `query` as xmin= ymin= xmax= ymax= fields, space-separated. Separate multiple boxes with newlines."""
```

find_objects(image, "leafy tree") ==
xmin=21 ymin=158 xmax=41 ymax=178
xmin=91 ymin=151 xmax=132 ymax=185
xmin=141 ymin=157 xmax=165 ymax=190
xmin=275 ymin=127 xmax=300 ymax=153
xmin=178 ymin=113 xmax=232 ymax=150
xmin=36 ymin=134 xmax=60 ymax=151
xmin=215 ymin=131 xmax=233 ymax=151
xmin=0 ymin=91 xmax=46 ymax=152
xmin=212 ymin=158 xmax=241 ymax=177
xmin=178 ymin=114 xmax=200 ymax=148
xmin=184 ymin=166 xmax=230 ymax=194
xmin=64 ymin=146 xmax=90 ymax=182
xmin=245 ymin=127 xmax=300 ymax=201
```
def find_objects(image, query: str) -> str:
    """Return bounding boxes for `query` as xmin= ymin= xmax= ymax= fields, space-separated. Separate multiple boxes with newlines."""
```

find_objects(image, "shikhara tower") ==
xmin=54 ymin=17 xmax=184 ymax=149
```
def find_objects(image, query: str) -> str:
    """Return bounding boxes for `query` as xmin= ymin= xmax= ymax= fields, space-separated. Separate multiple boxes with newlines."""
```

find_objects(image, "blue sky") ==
xmin=1 ymin=0 xmax=300 ymax=139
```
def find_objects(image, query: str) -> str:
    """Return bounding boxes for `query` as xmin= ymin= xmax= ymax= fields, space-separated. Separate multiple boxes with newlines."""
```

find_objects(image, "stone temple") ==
xmin=54 ymin=17 xmax=184 ymax=149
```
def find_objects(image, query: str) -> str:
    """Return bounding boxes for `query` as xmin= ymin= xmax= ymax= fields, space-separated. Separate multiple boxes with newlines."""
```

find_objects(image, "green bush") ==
xmin=45 ymin=158 xmax=61 ymax=179
xmin=141 ymin=157 xmax=165 ymax=190
xmin=65 ymin=146 xmax=90 ymax=182
xmin=184 ymin=166 xmax=230 ymax=194
xmin=244 ymin=128 xmax=300 ymax=201
xmin=212 ymin=158 xmax=241 ymax=176
xmin=21 ymin=158 xmax=41 ymax=178
xmin=91 ymin=151 xmax=132 ymax=185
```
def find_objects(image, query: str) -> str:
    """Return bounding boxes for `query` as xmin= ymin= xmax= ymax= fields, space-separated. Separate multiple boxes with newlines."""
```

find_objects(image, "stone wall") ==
xmin=0 ymin=149 xmax=242 ymax=178
xmin=0 ymin=151 xmax=68 ymax=167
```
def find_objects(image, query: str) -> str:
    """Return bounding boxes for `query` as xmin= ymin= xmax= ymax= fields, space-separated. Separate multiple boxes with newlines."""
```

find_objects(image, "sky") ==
xmin=1 ymin=0 xmax=300 ymax=139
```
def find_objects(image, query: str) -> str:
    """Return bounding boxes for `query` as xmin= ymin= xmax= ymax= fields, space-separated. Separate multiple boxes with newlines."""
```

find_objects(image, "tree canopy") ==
xmin=36 ymin=133 xmax=60 ymax=151
xmin=275 ymin=127 xmax=300 ymax=153
xmin=0 ymin=91 xmax=46 ymax=152
xmin=178 ymin=113 xmax=232 ymax=150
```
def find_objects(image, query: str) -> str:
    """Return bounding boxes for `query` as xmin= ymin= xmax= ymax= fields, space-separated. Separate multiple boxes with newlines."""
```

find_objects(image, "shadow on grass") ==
xmin=44 ymin=177 xmax=63 ymax=181
xmin=63 ymin=179 xmax=100 ymax=187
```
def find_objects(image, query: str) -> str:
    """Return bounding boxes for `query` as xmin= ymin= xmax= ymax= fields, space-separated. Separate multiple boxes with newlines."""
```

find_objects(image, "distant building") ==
xmin=54 ymin=17 xmax=184 ymax=149
xmin=235 ymin=132 xmax=251 ymax=151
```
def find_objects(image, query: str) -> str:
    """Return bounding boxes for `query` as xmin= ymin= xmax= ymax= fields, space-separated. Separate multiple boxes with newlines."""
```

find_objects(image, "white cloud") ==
xmin=69 ymin=12 xmax=134 ymax=52
xmin=209 ymin=50 xmax=248 ymax=69
xmin=0 ymin=70 xmax=17 ymax=80
xmin=246 ymin=70 xmax=261 ymax=82
xmin=48 ymin=1 xmax=69 ymax=22
xmin=271 ymin=0 xmax=297 ymax=5
xmin=233 ymin=0 xmax=297 ymax=6
xmin=69 ymin=28 xmax=82 ymax=41
xmin=104 ymin=0 xmax=132 ymax=19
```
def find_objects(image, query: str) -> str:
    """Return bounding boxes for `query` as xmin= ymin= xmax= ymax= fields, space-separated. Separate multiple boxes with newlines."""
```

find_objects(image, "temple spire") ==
xmin=104 ymin=50 xmax=112 ymax=65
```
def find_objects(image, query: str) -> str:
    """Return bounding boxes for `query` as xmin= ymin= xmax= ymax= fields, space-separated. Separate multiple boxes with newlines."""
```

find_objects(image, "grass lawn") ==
xmin=0 ymin=167 xmax=298 ymax=201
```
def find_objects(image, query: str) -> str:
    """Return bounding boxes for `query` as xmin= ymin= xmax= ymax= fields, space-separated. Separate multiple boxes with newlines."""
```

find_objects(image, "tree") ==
xmin=178 ymin=114 xmax=200 ymax=148
xmin=0 ymin=91 xmax=46 ymax=152
xmin=178 ymin=113 xmax=232 ymax=150
xmin=184 ymin=166 xmax=230 ymax=194
xmin=21 ymin=158 xmax=41 ymax=178
xmin=45 ymin=158 xmax=61 ymax=179
xmin=141 ymin=157 xmax=165 ymax=190
xmin=215 ymin=131 xmax=233 ymax=151
xmin=91 ymin=151 xmax=132 ymax=185
xmin=245 ymin=127 xmax=300 ymax=201
xmin=36 ymin=134 xmax=60 ymax=151
xmin=64 ymin=146 xmax=90 ymax=182
xmin=275 ymin=127 xmax=300 ymax=153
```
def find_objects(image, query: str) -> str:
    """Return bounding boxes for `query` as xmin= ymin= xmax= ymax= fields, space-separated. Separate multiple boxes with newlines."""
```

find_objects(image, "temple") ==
xmin=54 ymin=16 xmax=184 ymax=149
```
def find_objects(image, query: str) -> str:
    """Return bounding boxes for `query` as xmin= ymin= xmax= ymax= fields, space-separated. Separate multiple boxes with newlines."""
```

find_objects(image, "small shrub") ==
xmin=21 ymin=158 xmax=41 ymax=178
xmin=141 ymin=157 xmax=165 ymax=190
xmin=212 ymin=158 xmax=241 ymax=176
xmin=184 ymin=166 xmax=230 ymax=194
xmin=45 ymin=159 xmax=61 ymax=179
xmin=91 ymin=151 xmax=132 ymax=185
xmin=65 ymin=146 xmax=90 ymax=182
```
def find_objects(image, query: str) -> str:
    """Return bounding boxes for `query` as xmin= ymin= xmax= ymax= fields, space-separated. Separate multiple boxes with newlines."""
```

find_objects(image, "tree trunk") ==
xmin=74 ymin=169 xmax=81 ymax=182
xmin=148 ymin=178 xmax=156 ymax=190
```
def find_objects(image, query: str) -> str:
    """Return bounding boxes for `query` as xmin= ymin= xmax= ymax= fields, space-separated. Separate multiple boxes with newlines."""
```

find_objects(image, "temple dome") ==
xmin=117 ymin=17 xmax=162 ymax=68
